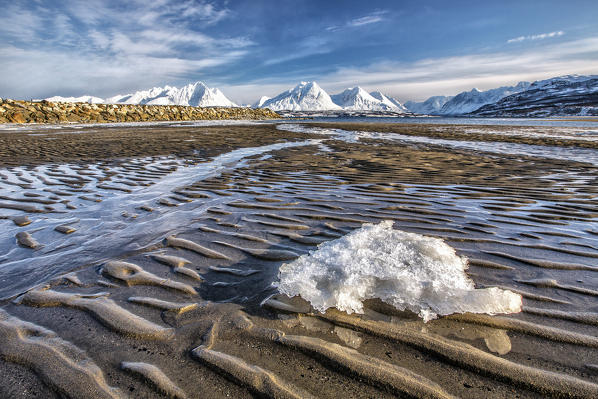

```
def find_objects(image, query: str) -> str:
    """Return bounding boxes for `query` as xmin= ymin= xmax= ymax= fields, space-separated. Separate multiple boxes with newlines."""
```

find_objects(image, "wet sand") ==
xmin=1 ymin=121 xmax=598 ymax=398
xmin=310 ymin=121 xmax=598 ymax=149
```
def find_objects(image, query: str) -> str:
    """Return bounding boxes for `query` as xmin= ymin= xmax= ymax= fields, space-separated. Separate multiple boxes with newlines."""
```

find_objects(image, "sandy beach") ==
xmin=1 ymin=120 xmax=598 ymax=398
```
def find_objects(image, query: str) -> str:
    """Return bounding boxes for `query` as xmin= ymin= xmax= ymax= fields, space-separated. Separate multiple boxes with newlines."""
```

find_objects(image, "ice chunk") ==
xmin=277 ymin=220 xmax=521 ymax=322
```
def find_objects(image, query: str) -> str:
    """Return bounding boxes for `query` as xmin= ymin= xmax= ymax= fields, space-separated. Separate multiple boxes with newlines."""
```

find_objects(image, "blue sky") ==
xmin=1 ymin=0 xmax=597 ymax=103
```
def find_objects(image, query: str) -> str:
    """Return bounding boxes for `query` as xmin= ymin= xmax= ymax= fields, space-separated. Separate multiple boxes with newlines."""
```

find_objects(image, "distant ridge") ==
xmin=404 ymin=75 xmax=598 ymax=116
xmin=43 ymin=74 xmax=598 ymax=116
xmin=404 ymin=96 xmax=453 ymax=115
xmin=438 ymin=82 xmax=530 ymax=115
xmin=260 ymin=82 xmax=341 ymax=111
xmin=471 ymin=75 xmax=598 ymax=117
xmin=257 ymin=82 xmax=409 ymax=112
xmin=404 ymin=82 xmax=530 ymax=115
xmin=45 ymin=95 xmax=105 ymax=104
xmin=330 ymin=86 xmax=408 ymax=112
xmin=46 ymin=81 xmax=237 ymax=107
xmin=369 ymin=91 xmax=409 ymax=112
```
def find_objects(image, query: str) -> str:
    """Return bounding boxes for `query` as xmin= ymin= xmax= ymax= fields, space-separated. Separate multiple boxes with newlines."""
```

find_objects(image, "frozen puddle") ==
xmin=279 ymin=123 xmax=598 ymax=166
xmin=0 ymin=139 xmax=319 ymax=298
xmin=277 ymin=220 xmax=522 ymax=321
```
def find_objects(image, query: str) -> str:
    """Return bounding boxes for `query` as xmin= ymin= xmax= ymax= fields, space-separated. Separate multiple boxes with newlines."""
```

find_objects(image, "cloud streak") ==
xmin=326 ymin=10 xmax=387 ymax=32
xmin=347 ymin=14 xmax=385 ymax=27
xmin=507 ymin=30 xmax=564 ymax=43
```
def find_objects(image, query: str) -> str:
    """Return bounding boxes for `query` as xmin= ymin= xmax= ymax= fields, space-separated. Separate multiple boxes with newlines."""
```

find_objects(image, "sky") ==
xmin=1 ymin=0 xmax=597 ymax=104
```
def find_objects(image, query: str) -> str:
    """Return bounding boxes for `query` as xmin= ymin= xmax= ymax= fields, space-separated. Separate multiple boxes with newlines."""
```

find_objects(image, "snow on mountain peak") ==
xmin=404 ymin=96 xmax=453 ymax=115
xmin=529 ymin=74 xmax=598 ymax=90
xmin=62 ymin=81 xmax=238 ymax=107
xmin=438 ymin=82 xmax=531 ymax=115
xmin=45 ymin=95 xmax=105 ymax=104
xmin=259 ymin=83 xmax=410 ymax=112
xmin=472 ymin=74 xmax=598 ymax=117
xmin=252 ymin=96 xmax=271 ymax=108
xmin=369 ymin=91 xmax=408 ymax=112
xmin=330 ymin=86 xmax=407 ymax=112
xmin=331 ymin=86 xmax=380 ymax=109
xmin=105 ymin=81 xmax=237 ymax=107
xmin=261 ymin=81 xmax=341 ymax=111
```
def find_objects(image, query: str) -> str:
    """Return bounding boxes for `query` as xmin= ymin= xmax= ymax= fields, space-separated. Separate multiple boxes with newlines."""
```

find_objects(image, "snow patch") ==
xmin=277 ymin=220 xmax=522 ymax=322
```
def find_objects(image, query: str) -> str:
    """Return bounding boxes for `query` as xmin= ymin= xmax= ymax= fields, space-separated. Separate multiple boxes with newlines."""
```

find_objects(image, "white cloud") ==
xmin=0 ymin=3 xmax=44 ymax=42
xmin=507 ymin=30 xmax=564 ymax=43
xmin=139 ymin=29 xmax=252 ymax=49
xmin=89 ymin=30 xmax=111 ymax=49
xmin=347 ymin=14 xmax=384 ymax=27
xmin=179 ymin=1 xmax=230 ymax=24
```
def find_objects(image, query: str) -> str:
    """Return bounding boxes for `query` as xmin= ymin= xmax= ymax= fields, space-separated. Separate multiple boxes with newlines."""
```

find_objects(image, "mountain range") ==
xmin=470 ymin=75 xmax=598 ymax=117
xmin=404 ymin=96 xmax=453 ymax=115
xmin=405 ymin=75 xmax=597 ymax=116
xmin=46 ymin=81 xmax=409 ymax=113
xmin=45 ymin=74 xmax=598 ymax=116
xmin=405 ymin=82 xmax=531 ymax=115
xmin=48 ymin=82 xmax=238 ymax=108
xmin=258 ymin=82 xmax=409 ymax=112
xmin=330 ymin=86 xmax=407 ymax=112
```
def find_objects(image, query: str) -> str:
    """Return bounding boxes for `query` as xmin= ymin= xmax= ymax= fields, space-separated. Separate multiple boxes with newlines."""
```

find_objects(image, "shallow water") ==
xmin=278 ymin=123 xmax=598 ymax=165
xmin=2 ymin=116 xmax=598 ymax=134
xmin=1 ymin=121 xmax=598 ymax=398
xmin=0 ymin=139 xmax=319 ymax=298
xmin=307 ymin=115 xmax=598 ymax=128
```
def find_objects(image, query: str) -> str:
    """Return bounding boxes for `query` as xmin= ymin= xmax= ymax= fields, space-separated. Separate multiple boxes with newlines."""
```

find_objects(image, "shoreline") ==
xmin=0 ymin=99 xmax=280 ymax=124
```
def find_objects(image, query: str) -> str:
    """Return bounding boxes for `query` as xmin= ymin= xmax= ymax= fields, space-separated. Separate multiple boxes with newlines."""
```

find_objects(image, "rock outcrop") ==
xmin=0 ymin=99 xmax=280 ymax=124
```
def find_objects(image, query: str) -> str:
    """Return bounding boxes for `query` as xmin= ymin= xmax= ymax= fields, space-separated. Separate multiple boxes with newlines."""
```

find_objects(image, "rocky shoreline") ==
xmin=0 ymin=98 xmax=280 ymax=124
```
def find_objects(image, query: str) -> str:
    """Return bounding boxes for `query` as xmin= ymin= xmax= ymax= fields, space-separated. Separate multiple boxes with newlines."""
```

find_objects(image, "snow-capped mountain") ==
xmin=252 ymin=96 xmax=271 ymax=108
xmin=438 ymin=82 xmax=530 ymax=115
xmin=369 ymin=91 xmax=408 ymax=112
xmin=258 ymin=82 xmax=410 ymax=112
xmin=260 ymin=82 xmax=341 ymax=111
xmin=404 ymin=96 xmax=453 ymax=115
xmin=471 ymin=75 xmax=598 ymax=117
xmin=330 ymin=86 xmax=408 ymax=112
xmin=45 ymin=82 xmax=237 ymax=107
xmin=45 ymin=95 xmax=105 ymax=104
xmin=105 ymin=81 xmax=237 ymax=107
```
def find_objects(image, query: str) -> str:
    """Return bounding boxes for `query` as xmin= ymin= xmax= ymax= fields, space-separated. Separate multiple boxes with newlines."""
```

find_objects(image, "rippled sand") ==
xmin=1 ymin=121 xmax=597 ymax=398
